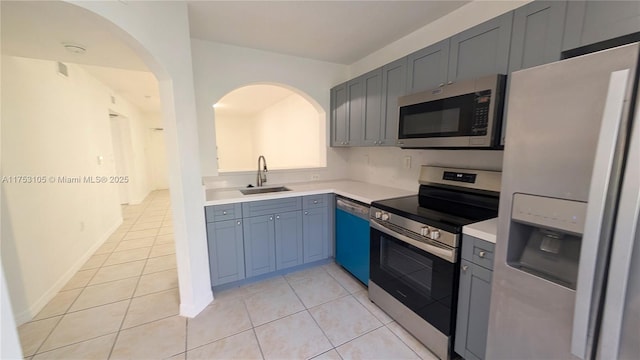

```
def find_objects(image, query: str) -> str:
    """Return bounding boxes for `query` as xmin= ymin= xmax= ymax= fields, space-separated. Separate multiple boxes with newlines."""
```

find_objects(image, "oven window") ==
xmin=381 ymin=238 xmax=433 ymax=297
xmin=402 ymin=108 xmax=460 ymax=136
xmin=370 ymin=227 xmax=458 ymax=335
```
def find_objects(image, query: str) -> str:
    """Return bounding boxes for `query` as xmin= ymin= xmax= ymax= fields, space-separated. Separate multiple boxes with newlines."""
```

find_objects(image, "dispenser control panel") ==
xmin=511 ymin=193 xmax=587 ymax=235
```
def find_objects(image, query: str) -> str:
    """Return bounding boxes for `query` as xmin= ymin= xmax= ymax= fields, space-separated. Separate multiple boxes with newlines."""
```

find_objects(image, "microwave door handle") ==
xmin=597 ymin=81 xmax=640 ymax=360
xmin=572 ymin=69 xmax=630 ymax=359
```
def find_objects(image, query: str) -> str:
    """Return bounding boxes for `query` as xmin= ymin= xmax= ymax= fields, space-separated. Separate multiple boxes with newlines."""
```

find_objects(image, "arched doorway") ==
xmin=1 ymin=1 xmax=211 ymax=358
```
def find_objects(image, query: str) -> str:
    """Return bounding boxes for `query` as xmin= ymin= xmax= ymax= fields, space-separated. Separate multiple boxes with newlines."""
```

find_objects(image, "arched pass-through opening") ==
xmin=214 ymin=83 xmax=327 ymax=173
xmin=1 ymin=2 xmax=212 ymax=358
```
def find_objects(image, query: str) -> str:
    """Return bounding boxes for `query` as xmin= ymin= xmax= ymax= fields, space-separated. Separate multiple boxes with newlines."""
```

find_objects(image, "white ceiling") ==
xmin=1 ymin=0 xmax=470 ymax=115
xmin=187 ymin=1 xmax=469 ymax=64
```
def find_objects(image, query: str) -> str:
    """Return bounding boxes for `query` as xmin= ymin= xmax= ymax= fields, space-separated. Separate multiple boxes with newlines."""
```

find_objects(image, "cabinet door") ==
xmin=243 ymin=215 xmax=276 ymax=277
xmin=346 ymin=77 xmax=364 ymax=146
xmin=330 ymin=83 xmax=349 ymax=147
xmin=302 ymin=207 xmax=329 ymax=263
xmin=274 ymin=211 xmax=303 ymax=270
xmin=455 ymin=260 xmax=493 ymax=360
xmin=361 ymin=68 xmax=384 ymax=146
xmin=406 ymin=39 xmax=449 ymax=93
xmin=563 ymin=1 xmax=640 ymax=51
xmin=380 ymin=57 xmax=407 ymax=146
xmin=509 ymin=1 xmax=567 ymax=73
xmin=448 ymin=12 xmax=513 ymax=83
xmin=207 ymin=219 xmax=245 ymax=286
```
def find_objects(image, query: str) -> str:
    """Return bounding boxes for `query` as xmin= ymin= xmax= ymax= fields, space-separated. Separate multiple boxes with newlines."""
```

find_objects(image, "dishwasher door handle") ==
xmin=336 ymin=198 xmax=368 ymax=217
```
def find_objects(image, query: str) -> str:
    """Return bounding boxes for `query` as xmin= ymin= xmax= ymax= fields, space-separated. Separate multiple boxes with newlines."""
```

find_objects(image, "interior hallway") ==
xmin=16 ymin=190 xmax=437 ymax=360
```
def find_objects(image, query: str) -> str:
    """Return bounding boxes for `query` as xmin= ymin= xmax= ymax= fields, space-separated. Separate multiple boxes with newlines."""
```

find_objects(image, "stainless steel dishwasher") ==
xmin=334 ymin=196 xmax=370 ymax=285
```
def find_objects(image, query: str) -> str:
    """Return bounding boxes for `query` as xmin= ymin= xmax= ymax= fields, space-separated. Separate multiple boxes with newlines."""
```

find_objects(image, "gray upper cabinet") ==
xmin=563 ymin=1 xmax=640 ymax=51
xmin=346 ymin=78 xmax=364 ymax=146
xmin=448 ymin=12 xmax=513 ymax=83
xmin=361 ymin=68 xmax=384 ymax=146
xmin=406 ymin=39 xmax=449 ymax=93
xmin=243 ymin=214 xmax=276 ymax=277
xmin=274 ymin=211 xmax=303 ymax=270
xmin=503 ymin=1 xmax=568 ymax=145
xmin=206 ymin=219 xmax=245 ymax=286
xmin=330 ymin=82 xmax=348 ymax=147
xmin=509 ymin=1 xmax=567 ymax=73
xmin=380 ymin=57 xmax=407 ymax=145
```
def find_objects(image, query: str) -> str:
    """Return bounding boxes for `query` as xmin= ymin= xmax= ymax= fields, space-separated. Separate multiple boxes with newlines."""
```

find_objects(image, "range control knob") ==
xmin=381 ymin=213 xmax=390 ymax=221
xmin=430 ymin=230 xmax=441 ymax=240
xmin=420 ymin=227 xmax=430 ymax=237
xmin=375 ymin=211 xmax=382 ymax=219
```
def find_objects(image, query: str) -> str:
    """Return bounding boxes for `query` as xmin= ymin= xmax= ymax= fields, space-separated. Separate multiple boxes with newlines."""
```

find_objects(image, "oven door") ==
xmin=370 ymin=222 xmax=459 ymax=336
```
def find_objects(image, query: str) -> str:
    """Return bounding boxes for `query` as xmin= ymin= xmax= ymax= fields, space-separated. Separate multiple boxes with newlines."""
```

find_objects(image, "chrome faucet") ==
xmin=257 ymin=155 xmax=268 ymax=187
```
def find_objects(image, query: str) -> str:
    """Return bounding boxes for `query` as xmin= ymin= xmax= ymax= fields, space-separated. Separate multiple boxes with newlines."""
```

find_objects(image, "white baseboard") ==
xmin=13 ymin=217 xmax=123 ymax=325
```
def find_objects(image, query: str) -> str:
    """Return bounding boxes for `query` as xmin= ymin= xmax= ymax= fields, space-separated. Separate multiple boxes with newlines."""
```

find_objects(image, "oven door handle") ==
xmin=370 ymin=221 xmax=456 ymax=263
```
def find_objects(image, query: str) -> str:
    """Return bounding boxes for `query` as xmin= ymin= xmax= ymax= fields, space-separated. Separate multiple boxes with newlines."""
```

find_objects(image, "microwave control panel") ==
xmin=472 ymin=90 xmax=492 ymax=136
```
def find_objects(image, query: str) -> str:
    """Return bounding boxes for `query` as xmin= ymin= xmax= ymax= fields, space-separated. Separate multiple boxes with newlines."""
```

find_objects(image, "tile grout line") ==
xmin=106 ymin=198 xmax=157 ymax=360
xmin=384 ymin=323 xmax=428 ymax=360
xmin=241 ymin=299 xmax=267 ymax=360
xmin=282 ymin=270 xmax=339 ymax=356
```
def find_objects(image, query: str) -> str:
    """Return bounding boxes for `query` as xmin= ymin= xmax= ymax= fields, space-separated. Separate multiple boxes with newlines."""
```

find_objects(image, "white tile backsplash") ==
xmin=347 ymin=147 xmax=504 ymax=191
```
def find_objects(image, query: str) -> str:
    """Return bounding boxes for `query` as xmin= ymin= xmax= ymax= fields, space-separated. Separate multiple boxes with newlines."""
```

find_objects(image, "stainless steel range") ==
xmin=368 ymin=166 xmax=500 ymax=360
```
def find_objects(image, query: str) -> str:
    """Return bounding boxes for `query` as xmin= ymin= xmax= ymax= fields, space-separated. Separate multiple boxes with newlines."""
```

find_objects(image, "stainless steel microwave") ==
xmin=396 ymin=74 xmax=506 ymax=149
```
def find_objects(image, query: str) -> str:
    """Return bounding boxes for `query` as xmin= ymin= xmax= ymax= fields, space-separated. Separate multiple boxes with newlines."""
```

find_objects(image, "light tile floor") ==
xmin=18 ymin=190 xmax=438 ymax=360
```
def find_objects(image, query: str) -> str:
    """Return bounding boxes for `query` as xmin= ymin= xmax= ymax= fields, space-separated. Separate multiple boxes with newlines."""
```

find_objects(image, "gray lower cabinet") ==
xmin=205 ymin=204 xmax=245 ymax=287
xmin=243 ymin=214 xmax=277 ymax=277
xmin=455 ymin=235 xmax=495 ymax=360
xmin=563 ymin=0 xmax=640 ymax=51
xmin=302 ymin=207 xmax=329 ymax=263
xmin=206 ymin=219 xmax=245 ymax=286
xmin=448 ymin=12 xmax=513 ymax=83
xmin=274 ymin=211 xmax=304 ymax=270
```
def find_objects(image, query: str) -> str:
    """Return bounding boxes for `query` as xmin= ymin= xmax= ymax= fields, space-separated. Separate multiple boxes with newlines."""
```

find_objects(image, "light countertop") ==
xmin=463 ymin=218 xmax=498 ymax=244
xmin=204 ymin=180 xmax=416 ymax=206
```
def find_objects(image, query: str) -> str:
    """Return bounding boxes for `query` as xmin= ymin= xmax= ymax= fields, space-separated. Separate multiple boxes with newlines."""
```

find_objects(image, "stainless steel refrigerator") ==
xmin=487 ymin=42 xmax=640 ymax=359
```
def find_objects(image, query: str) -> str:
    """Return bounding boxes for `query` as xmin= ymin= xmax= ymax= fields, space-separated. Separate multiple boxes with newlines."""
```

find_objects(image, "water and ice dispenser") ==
xmin=506 ymin=193 xmax=587 ymax=289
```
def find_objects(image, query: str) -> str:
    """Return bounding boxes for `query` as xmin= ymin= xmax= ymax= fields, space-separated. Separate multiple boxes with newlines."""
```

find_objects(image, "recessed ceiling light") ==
xmin=62 ymin=43 xmax=87 ymax=55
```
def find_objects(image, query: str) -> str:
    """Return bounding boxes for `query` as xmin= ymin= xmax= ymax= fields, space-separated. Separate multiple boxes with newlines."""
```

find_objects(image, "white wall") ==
xmin=0 ymin=55 xmax=155 ymax=324
xmin=347 ymin=147 xmax=504 ymax=192
xmin=349 ymin=0 xmax=532 ymax=78
xmin=215 ymin=113 xmax=256 ymax=171
xmin=191 ymin=39 xmax=350 ymax=184
xmin=73 ymin=0 xmax=213 ymax=319
xmin=254 ymin=94 xmax=323 ymax=170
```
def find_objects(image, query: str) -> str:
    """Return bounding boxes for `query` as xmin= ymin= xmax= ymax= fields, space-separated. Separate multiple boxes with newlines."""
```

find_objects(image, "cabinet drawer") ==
xmin=205 ymin=204 xmax=242 ymax=222
xmin=462 ymin=234 xmax=495 ymax=270
xmin=242 ymin=197 xmax=302 ymax=217
xmin=303 ymin=194 xmax=329 ymax=209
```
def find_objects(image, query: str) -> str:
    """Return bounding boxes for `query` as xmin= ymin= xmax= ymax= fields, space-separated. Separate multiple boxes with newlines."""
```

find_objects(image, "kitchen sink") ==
xmin=240 ymin=186 xmax=291 ymax=195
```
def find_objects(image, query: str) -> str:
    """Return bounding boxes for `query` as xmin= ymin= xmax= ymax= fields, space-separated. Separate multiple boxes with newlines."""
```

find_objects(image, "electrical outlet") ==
xmin=364 ymin=154 xmax=370 ymax=165
xmin=80 ymin=221 xmax=85 ymax=232
xmin=311 ymin=174 xmax=320 ymax=181
xmin=404 ymin=156 xmax=412 ymax=169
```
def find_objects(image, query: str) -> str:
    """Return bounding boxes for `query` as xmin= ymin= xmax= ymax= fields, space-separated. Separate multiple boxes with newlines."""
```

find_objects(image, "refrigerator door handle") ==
xmin=571 ymin=69 xmax=630 ymax=359
xmin=597 ymin=86 xmax=640 ymax=360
